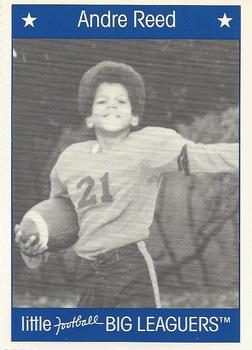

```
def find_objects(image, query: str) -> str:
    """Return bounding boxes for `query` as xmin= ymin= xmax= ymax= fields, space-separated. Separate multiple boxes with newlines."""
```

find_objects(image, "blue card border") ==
xmin=11 ymin=4 xmax=241 ymax=343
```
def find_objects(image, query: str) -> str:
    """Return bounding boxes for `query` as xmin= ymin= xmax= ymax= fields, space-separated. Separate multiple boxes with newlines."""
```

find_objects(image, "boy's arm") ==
xmin=178 ymin=141 xmax=238 ymax=175
xmin=139 ymin=127 xmax=238 ymax=174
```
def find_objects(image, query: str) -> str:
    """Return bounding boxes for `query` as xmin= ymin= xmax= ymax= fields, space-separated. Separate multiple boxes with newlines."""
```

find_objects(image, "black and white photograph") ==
xmin=13 ymin=39 xmax=239 ymax=309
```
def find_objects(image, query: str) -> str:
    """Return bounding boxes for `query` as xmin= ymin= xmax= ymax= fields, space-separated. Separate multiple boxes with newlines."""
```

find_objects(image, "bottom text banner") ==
xmin=12 ymin=308 xmax=239 ymax=342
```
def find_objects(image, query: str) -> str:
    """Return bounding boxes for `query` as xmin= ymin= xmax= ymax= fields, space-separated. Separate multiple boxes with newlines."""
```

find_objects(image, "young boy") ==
xmin=15 ymin=61 xmax=238 ymax=308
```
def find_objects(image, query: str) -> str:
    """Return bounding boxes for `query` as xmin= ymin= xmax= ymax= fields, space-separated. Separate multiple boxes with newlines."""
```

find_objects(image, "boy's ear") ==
xmin=130 ymin=115 xmax=139 ymax=127
xmin=86 ymin=116 xmax=94 ymax=129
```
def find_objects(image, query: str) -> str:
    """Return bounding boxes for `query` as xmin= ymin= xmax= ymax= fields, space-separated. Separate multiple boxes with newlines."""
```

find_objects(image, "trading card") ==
xmin=0 ymin=0 xmax=251 ymax=349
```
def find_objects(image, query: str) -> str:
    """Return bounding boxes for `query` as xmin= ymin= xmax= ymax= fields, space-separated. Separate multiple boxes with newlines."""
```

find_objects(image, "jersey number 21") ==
xmin=77 ymin=172 xmax=113 ymax=209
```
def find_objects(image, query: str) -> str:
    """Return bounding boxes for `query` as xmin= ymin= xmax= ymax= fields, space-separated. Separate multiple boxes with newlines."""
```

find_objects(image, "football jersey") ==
xmin=49 ymin=127 xmax=237 ymax=259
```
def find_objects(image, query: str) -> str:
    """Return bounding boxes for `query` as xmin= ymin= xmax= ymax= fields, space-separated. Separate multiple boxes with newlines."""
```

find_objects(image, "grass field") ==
xmin=14 ymin=287 xmax=238 ymax=308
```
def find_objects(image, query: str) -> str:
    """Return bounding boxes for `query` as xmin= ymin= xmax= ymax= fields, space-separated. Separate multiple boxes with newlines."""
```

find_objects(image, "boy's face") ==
xmin=87 ymin=83 xmax=139 ymax=134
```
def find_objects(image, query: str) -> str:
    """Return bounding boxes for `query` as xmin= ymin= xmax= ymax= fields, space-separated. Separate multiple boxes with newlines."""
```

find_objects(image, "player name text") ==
xmin=77 ymin=10 xmax=176 ymax=29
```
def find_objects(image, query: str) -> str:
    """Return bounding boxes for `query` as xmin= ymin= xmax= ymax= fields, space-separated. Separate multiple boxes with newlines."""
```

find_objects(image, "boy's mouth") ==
xmin=103 ymin=113 xmax=121 ymax=118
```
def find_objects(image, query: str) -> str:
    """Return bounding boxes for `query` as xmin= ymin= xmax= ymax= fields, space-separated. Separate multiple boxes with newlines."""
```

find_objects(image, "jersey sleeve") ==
xmin=49 ymin=162 xmax=69 ymax=199
xmin=140 ymin=127 xmax=188 ymax=173
xmin=178 ymin=142 xmax=238 ymax=175
xmin=140 ymin=127 xmax=238 ymax=175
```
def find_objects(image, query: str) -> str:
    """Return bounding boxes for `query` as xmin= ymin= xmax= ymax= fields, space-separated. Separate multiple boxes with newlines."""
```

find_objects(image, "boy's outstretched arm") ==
xmin=138 ymin=127 xmax=238 ymax=174
xmin=178 ymin=141 xmax=238 ymax=175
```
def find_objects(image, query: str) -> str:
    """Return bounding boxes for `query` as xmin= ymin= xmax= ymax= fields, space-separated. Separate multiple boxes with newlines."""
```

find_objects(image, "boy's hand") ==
xmin=14 ymin=224 xmax=47 ymax=257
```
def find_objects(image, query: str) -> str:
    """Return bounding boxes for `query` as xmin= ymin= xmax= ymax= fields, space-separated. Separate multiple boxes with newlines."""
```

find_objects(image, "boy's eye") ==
xmin=118 ymin=99 xmax=127 ymax=104
xmin=96 ymin=100 xmax=106 ymax=104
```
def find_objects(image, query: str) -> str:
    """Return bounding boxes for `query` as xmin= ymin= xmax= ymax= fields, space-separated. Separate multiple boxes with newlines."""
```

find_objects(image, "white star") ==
xmin=22 ymin=13 xmax=37 ymax=28
xmin=217 ymin=13 xmax=232 ymax=28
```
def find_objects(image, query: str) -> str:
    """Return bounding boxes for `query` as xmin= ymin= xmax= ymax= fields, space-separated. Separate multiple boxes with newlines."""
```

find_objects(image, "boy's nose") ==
xmin=108 ymin=100 xmax=117 ymax=108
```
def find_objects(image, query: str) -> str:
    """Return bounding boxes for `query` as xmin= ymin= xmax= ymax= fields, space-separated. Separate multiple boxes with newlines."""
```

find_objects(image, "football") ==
xmin=20 ymin=197 xmax=79 ymax=253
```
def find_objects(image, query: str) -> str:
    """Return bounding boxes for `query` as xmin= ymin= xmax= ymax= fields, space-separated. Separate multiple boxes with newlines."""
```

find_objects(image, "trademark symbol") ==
xmin=218 ymin=316 xmax=231 ymax=323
